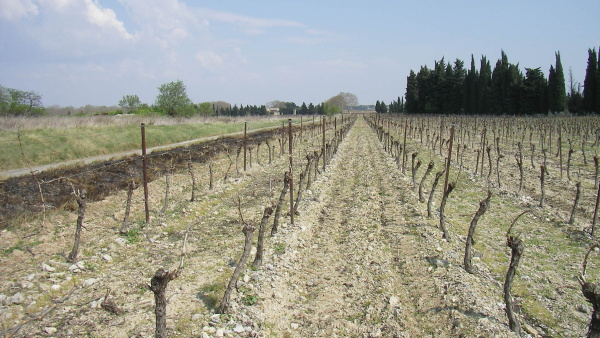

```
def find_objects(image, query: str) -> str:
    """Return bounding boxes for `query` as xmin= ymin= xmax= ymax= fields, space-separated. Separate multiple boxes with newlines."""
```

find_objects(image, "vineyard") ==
xmin=0 ymin=114 xmax=599 ymax=337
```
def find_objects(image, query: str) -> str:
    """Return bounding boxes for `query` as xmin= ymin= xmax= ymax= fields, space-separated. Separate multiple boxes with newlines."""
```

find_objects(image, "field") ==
xmin=0 ymin=115 xmax=291 ymax=172
xmin=0 ymin=114 xmax=599 ymax=337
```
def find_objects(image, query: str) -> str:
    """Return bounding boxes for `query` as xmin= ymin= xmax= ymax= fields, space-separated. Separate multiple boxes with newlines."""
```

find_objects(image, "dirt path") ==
xmin=252 ymin=118 xmax=514 ymax=337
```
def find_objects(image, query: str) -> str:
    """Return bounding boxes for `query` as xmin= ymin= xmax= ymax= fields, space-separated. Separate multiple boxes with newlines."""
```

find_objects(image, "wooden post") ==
xmin=300 ymin=116 xmax=303 ymax=142
xmin=243 ymin=122 xmax=247 ymax=171
xmin=401 ymin=120 xmax=408 ymax=174
xmin=141 ymin=123 xmax=150 ymax=224
xmin=322 ymin=116 xmax=326 ymax=171
xmin=592 ymin=182 xmax=600 ymax=236
xmin=288 ymin=119 xmax=294 ymax=225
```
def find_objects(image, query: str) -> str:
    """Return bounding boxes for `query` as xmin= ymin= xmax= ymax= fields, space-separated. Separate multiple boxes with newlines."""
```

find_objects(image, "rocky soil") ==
xmin=0 ymin=116 xmax=594 ymax=337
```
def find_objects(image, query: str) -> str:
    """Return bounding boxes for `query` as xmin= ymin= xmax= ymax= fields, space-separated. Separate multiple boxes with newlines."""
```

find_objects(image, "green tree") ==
xmin=567 ymin=67 xmax=584 ymax=114
xmin=477 ymin=56 xmax=492 ymax=114
xmin=326 ymin=94 xmax=346 ymax=112
xmin=300 ymin=102 xmax=308 ymax=115
xmin=583 ymin=48 xmax=597 ymax=113
xmin=379 ymin=101 xmax=388 ymax=114
xmin=463 ymin=55 xmax=479 ymax=114
xmin=155 ymin=80 xmax=194 ymax=116
xmin=416 ymin=65 xmax=431 ymax=113
xmin=197 ymin=102 xmax=214 ymax=115
xmin=597 ymin=47 xmax=600 ymax=113
xmin=548 ymin=52 xmax=566 ymax=113
xmin=490 ymin=51 xmax=523 ymax=115
xmin=118 ymin=94 xmax=141 ymax=112
xmin=0 ymin=85 xmax=44 ymax=116
xmin=448 ymin=59 xmax=466 ymax=114
xmin=405 ymin=70 xmax=418 ymax=113
xmin=522 ymin=67 xmax=547 ymax=115
xmin=308 ymin=102 xmax=316 ymax=115
xmin=321 ymin=102 xmax=339 ymax=116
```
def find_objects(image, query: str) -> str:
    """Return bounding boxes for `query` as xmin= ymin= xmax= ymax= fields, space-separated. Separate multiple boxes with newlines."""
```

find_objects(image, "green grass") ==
xmin=0 ymin=118 xmax=289 ymax=171
xmin=273 ymin=242 xmax=286 ymax=255
xmin=122 ymin=227 xmax=142 ymax=244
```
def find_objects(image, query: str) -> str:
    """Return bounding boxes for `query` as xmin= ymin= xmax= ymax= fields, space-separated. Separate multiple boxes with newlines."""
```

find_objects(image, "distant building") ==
xmin=269 ymin=108 xmax=280 ymax=115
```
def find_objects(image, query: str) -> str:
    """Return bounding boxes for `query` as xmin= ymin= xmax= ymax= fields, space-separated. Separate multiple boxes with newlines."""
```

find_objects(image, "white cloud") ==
xmin=196 ymin=7 xmax=303 ymax=34
xmin=195 ymin=50 xmax=224 ymax=69
xmin=119 ymin=0 xmax=198 ymax=47
xmin=37 ymin=0 xmax=75 ymax=13
xmin=84 ymin=0 xmax=132 ymax=39
xmin=0 ymin=0 xmax=38 ymax=21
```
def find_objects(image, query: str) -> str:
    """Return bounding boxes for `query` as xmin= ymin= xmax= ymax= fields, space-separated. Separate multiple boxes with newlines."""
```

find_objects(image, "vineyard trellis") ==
xmin=0 ymin=113 xmax=356 ymax=337
xmin=366 ymin=113 xmax=600 ymax=336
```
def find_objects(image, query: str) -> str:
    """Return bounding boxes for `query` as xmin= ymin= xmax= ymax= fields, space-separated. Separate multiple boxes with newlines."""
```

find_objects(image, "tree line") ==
xmin=375 ymin=97 xmax=405 ymax=114
xmin=403 ymin=48 xmax=600 ymax=115
xmin=1 ymin=78 xmax=360 ymax=118
xmin=0 ymin=85 xmax=44 ymax=116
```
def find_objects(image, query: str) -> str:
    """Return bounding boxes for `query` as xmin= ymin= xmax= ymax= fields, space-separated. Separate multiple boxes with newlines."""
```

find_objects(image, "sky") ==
xmin=0 ymin=0 xmax=599 ymax=108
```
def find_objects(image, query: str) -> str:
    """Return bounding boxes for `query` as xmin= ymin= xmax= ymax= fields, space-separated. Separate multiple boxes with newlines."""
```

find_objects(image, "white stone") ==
xmin=114 ymin=237 xmax=127 ymax=246
xmin=25 ymin=273 xmax=36 ymax=281
xmin=20 ymin=281 xmax=34 ymax=289
xmin=215 ymin=328 xmax=225 ymax=337
xmin=202 ymin=325 xmax=216 ymax=333
xmin=11 ymin=292 xmax=24 ymax=304
xmin=233 ymin=324 xmax=245 ymax=333
xmin=389 ymin=295 xmax=400 ymax=307
xmin=291 ymin=323 xmax=300 ymax=329
xmin=43 ymin=327 xmax=57 ymax=334
xmin=102 ymin=254 xmax=113 ymax=262
xmin=243 ymin=275 xmax=250 ymax=283
xmin=83 ymin=278 xmax=99 ymax=286
xmin=51 ymin=284 xmax=61 ymax=291
xmin=42 ymin=264 xmax=56 ymax=272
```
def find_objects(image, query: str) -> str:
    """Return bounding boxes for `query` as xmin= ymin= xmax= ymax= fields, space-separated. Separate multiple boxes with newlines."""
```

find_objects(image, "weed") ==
xmin=84 ymin=261 xmax=97 ymax=271
xmin=273 ymin=242 xmax=286 ymax=255
xmin=241 ymin=293 xmax=259 ymax=306
xmin=123 ymin=227 xmax=142 ymax=244
xmin=3 ymin=240 xmax=24 ymax=255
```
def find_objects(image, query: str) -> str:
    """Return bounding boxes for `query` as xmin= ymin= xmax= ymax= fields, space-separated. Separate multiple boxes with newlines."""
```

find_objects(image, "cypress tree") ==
xmin=597 ymin=47 xmax=600 ymax=113
xmin=416 ymin=66 xmax=431 ymax=113
xmin=554 ymin=52 xmax=566 ymax=112
xmin=548 ymin=52 xmax=566 ymax=113
xmin=583 ymin=48 xmax=598 ymax=113
xmin=464 ymin=55 xmax=479 ymax=114
xmin=478 ymin=56 xmax=492 ymax=114
xmin=405 ymin=70 xmax=418 ymax=113
xmin=548 ymin=65 xmax=556 ymax=112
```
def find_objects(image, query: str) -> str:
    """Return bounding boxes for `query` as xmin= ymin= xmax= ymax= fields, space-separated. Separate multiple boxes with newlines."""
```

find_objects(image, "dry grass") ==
xmin=0 ymin=114 xmax=286 ymax=132
xmin=0 ymin=115 xmax=299 ymax=171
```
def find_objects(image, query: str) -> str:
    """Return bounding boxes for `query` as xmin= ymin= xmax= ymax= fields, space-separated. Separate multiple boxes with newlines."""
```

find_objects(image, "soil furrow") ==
xmin=256 ymin=117 xmax=489 ymax=337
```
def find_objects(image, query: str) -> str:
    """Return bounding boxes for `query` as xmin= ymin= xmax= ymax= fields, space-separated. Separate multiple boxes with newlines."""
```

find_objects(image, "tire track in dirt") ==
xmin=257 ymin=117 xmax=461 ymax=336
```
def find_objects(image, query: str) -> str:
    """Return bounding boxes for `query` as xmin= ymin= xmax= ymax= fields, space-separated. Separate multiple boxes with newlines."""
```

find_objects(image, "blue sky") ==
xmin=1 ymin=0 xmax=599 ymax=108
